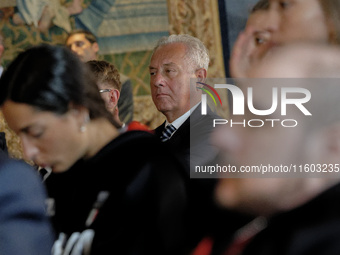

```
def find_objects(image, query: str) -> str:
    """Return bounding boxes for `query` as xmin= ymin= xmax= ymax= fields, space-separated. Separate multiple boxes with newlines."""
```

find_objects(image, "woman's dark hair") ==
xmin=0 ymin=44 xmax=115 ymax=125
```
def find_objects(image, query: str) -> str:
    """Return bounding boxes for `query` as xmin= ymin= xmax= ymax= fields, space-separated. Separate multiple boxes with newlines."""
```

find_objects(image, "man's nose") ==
xmin=266 ymin=5 xmax=280 ymax=33
xmin=152 ymin=72 xmax=165 ymax=87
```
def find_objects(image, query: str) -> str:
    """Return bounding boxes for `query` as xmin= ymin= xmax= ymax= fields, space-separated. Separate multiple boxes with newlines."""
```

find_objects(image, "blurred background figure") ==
xmin=212 ymin=43 xmax=340 ymax=255
xmin=230 ymin=0 xmax=270 ymax=78
xmin=66 ymin=29 xmax=134 ymax=125
xmin=230 ymin=0 xmax=340 ymax=78
xmin=0 ymin=44 xmax=188 ymax=254
xmin=86 ymin=60 xmax=123 ymax=128
xmin=87 ymin=60 xmax=151 ymax=132
xmin=0 ymin=150 xmax=54 ymax=255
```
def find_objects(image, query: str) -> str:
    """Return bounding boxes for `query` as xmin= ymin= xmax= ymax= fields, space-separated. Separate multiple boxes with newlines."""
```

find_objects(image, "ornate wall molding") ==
xmin=167 ymin=0 xmax=226 ymax=78
xmin=166 ymin=0 xmax=229 ymax=117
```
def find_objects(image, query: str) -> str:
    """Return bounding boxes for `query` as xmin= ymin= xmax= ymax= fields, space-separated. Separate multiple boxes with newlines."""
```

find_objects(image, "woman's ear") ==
xmin=68 ymin=104 xmax=90 ymax=131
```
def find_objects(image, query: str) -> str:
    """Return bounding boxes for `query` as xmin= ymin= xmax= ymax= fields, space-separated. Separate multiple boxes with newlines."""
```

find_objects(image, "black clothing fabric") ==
xmin=154 ymin=105 xmax=220 ymax=174
xmin=118 ymin=74 xmax=133 ymax=125
xmin=241 ymin=183 xmax=340 ymax=255
xmin=0 ymin=132 xmax=8 ymax=155
xmin=45 ymin=130 xmax=188 ymax=254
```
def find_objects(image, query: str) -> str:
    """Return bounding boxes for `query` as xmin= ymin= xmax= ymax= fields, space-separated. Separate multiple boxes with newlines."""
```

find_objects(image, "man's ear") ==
xmin=109 ymin=89 xmax=120 ymax=108
xmin=0 ymin=44 xmax=4 ymax=59
xmin=195 ymin=68 xmax=207 ymax=83
xmin=321 ymin=123 xmax=340 ymax=163
xmin=92 ymin=42 xmax=99 ymax=54
xmin=326 ymin=17 xmax=338 ymax=45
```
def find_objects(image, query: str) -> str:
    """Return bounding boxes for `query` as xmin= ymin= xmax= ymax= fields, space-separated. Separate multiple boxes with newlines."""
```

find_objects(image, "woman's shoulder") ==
xmin=97 ymin=129 xmax=187 ymax=178
xmin=100 ymin=130 xmax=170 ymax=158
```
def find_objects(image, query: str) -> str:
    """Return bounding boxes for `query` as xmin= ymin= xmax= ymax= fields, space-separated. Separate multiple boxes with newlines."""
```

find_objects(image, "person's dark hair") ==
xmin=86 ymin=60 xmax=122 ymax=91
xmin=0 ymin=44 xmax=116 ymax=126
xmin=66 ymin=29 xmax=97 ymax=44
xmin=251 ymin=0 xmax=269 ymax=13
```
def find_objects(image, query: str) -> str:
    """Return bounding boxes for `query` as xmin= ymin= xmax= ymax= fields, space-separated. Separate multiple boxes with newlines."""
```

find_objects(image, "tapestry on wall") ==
xmin=74 ymin=0 xmax=169 ymax=54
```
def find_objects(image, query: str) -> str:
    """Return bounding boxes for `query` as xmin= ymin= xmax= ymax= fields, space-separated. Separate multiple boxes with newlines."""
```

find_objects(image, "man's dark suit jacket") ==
xmin=0 ymin=151 xmax=54 ymax=254
xmin=118 ymin=73 xmax=134 ymax=125
xmin=154 ymin=105 xmax=220 ymax=174
xmin=154 ymin=105 xmax=251 ymax=253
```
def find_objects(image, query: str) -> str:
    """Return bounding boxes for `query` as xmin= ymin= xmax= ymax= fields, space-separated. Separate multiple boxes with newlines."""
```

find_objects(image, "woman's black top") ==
xmin=45 ymin=130 xmax=189 ymax=254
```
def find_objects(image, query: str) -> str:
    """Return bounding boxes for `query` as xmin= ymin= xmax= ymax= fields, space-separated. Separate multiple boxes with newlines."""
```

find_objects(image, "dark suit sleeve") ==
xmin=118 ymin=73 xmax=134 ymax=124
xmin=0 ymin=132 xmax=8 ymax=155
xmin=0 ymin=155 xmax=54 ymax=255
xmin=189 ymin=107 xmax=221 ymax=175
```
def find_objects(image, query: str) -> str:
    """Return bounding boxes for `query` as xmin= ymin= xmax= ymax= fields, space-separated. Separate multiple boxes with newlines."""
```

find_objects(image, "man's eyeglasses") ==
xmin=99 ymin=89 xmax=112 ymax=93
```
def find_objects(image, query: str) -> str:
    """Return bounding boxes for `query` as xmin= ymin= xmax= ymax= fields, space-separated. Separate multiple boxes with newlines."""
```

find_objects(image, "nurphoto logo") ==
xmin=197 ymin=82 xmax=222 ymax=115
xmin=199 ymin=82 xmax=312 ymax=128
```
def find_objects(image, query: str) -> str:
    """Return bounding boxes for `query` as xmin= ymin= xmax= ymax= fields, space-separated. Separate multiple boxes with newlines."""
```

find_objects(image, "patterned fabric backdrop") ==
xmin=0 ymin=0 xmax=161 ymax=96
xmin=75 ymin=0 xmax=169 ymax=54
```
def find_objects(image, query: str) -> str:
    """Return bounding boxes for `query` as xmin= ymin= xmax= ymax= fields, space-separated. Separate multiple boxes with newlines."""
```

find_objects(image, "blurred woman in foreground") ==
xmin=0 ymin=44 xmax=188 ymax=254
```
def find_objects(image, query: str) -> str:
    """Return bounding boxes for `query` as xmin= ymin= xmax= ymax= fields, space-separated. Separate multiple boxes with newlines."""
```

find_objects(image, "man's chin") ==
xmin=155 ymin=102 xmax=172 ymax=113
